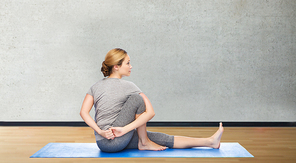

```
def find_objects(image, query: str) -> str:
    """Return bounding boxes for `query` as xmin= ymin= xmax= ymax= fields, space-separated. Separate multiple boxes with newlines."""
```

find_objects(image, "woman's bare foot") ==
xmin=209 ymin=122 xmax=224 ymax=149
xmin=138 ymin=138 xmax=167 ymax=151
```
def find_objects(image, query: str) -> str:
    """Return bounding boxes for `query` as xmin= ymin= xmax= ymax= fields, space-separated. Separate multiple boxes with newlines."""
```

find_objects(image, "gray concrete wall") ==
xmin=1 ymin=0 xmax=295 ymax=121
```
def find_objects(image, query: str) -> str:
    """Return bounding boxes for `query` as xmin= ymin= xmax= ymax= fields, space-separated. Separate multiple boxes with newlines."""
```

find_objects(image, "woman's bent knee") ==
xmin=128 ymin=93 xmax=145 ymax=114
xmin=129 ymin=93 xmax=144 ymax=103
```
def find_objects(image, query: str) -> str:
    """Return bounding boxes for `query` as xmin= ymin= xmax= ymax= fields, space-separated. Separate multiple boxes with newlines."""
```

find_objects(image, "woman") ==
xmin=80 ymin=48 xmax=224 ymax=153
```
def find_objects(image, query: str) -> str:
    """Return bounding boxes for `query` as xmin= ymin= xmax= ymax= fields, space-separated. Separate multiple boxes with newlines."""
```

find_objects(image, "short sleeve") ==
xmin=126 ymin=81 xmax=142 ymax=94
xmin=87 ymin=87 xmax=93 ymax=97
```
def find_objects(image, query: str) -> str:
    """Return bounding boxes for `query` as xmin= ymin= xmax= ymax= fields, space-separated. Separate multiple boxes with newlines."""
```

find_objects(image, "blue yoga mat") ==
xmin=30 ymin=142 xmax=253 ymax=158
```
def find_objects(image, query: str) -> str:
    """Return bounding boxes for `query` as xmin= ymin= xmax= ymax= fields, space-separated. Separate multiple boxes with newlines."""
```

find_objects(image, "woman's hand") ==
xmin=110 ymin=127 xmax=127 ymax=137
xmin=100 ymin=129 xmax=115 ymax=140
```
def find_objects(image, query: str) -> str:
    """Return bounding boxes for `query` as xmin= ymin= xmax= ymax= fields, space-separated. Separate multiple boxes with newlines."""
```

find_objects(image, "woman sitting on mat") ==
xmin=80 ymin=48 xmax=224 ymax=153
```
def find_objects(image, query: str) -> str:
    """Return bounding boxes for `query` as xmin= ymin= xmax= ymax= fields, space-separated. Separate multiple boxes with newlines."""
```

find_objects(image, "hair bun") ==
xmin=101 ymin=61 xmax=110 ymax=77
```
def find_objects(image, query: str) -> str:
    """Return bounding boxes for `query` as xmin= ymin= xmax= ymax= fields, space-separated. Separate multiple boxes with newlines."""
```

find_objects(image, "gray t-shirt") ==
xmin=87 ymin=78 xmax=142 ymax=140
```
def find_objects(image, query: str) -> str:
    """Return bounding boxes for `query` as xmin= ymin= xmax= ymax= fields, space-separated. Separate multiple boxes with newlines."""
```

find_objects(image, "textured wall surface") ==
xmin=1 ymin=0 xmax=295 ymax=121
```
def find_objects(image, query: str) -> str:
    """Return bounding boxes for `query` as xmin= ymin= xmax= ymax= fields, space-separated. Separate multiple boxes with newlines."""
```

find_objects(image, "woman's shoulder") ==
xmin=119 ymin=79 xmax=141 ymax=91
xmin=119 ymin=78 xmax=136 ymax=85
xmin=91 ymin=78 xmax=137 ymax=87
xmin=90 ymin=78 xmax=131 ymax=86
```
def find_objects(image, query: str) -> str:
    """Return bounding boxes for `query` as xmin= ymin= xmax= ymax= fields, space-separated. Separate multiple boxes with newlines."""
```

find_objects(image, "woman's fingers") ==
xmin=110 ymin=127 xmax=118 ymax=137
xmin=108 ymin=129 xmax=115 ymax=139
xmin=110 ymin=127 xmax=125 ymax=137
xmin=105 ymin=129 xmax=115 ymax=139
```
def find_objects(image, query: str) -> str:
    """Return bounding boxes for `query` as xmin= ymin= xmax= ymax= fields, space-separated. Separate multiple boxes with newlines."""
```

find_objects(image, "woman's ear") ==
xmin=113 ymin=65 xmax=119 ymax=71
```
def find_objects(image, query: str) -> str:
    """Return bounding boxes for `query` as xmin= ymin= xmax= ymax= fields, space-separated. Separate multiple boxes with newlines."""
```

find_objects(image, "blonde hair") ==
xmin=101 ymin=48 xmax=127 ymax=77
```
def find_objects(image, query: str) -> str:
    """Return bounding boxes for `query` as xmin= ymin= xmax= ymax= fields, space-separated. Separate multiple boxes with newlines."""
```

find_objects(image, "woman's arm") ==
xmin=111 ymin=93 xmax=155 ymax=137
xmin=80 ymin=94 xmax=114 ymax=140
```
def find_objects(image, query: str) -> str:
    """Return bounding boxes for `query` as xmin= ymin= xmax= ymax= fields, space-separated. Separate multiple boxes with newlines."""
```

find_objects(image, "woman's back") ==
xmin=87 ymin=78 xmax=141 ymax=140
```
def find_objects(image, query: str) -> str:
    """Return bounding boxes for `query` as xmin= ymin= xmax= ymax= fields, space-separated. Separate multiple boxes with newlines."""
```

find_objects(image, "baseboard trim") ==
xmin=0 ymin=121 xmax=295 ymax=127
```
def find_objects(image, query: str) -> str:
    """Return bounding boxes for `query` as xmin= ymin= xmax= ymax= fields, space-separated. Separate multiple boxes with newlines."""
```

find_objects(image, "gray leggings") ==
xmin=96 ymin=93 xmax=174 ymax=153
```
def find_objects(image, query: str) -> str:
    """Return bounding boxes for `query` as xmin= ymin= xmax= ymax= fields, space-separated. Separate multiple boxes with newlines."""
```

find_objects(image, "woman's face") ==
xmin=118 ymin=55 xmax=132 ymax=77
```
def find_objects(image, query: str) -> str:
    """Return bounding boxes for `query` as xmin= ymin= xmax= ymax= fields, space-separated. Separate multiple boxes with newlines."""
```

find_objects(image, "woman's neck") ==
xmin=108 ymin=73 xmax=122 ymax=79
